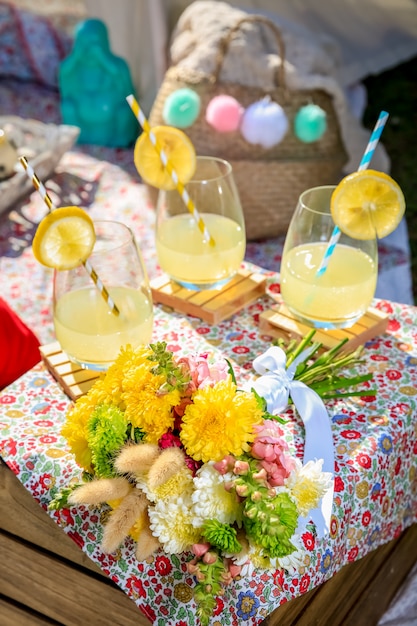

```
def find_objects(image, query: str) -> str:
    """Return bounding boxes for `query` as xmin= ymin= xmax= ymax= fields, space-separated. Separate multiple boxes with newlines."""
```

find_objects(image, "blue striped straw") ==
xmin=316 ymin=110 xmax=389 ymax=277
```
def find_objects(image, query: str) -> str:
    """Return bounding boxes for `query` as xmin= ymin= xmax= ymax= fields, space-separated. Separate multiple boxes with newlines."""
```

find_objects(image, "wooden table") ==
xmin=2 ymin=459 xmax=416 ymax=625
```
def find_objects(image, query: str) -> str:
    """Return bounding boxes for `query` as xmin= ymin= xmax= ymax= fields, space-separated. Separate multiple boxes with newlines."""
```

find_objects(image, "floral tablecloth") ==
xmin=1 ymin=279 xmax=417 ymax=625
xmin=1 ymin=145 xmax=417 ymax=623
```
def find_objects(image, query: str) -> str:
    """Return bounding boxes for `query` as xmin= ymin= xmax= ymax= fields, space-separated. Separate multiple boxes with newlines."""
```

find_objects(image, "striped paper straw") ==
xmin=19 ymin=156 xmax=119 ymax=316
xmin=126 ymin=94 xmax=215 ymax=247
xmin=316 ymin=110 xmax=389 ymax=277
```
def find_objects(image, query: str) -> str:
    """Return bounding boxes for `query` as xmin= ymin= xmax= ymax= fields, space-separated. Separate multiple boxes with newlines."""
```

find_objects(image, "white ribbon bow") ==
xmin=248 ymin=346 xmax=334 ymax=537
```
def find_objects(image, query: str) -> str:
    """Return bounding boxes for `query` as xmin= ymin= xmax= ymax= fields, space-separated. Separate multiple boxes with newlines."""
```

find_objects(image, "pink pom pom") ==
xmin=205 ymin=95 xmax=243 ymax=133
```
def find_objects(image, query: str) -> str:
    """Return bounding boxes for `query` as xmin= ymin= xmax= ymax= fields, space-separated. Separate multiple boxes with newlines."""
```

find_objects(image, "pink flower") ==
xmin=251 ymin=419 xmax=295 ymax=486
xmin=178 ymin=354 xmax=228 ymax=390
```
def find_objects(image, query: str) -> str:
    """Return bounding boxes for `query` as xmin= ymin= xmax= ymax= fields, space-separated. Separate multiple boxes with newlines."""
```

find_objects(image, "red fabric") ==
xmin=0 ymin=297 xmax=41 ymax=389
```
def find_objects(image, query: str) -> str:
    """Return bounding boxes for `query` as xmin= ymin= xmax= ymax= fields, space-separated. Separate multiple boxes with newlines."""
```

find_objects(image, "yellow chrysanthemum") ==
xmin=123 ymin=370 xmax=180 ymax=443
xmin=102 ymin=345 xmax=156 ymax=408
xmin=180 ymin=378 xmax=263 ymax=463
xmin=61 ymin=385 xmax=106 ymax=471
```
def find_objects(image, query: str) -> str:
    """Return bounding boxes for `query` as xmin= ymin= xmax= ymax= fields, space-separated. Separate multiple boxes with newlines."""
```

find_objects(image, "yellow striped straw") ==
xmin=19 ymin=156 xmax=119 ymax=316
xmin=126 ymin=94 xmax=215 ymax=247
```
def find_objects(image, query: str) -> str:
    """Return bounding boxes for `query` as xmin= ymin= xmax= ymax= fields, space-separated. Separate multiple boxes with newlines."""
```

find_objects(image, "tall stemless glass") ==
xmin=155 ymin=156 xmax=246 ymax=290
xmin=280 ymin=185 xmax=378 ymax=329
xmin=53 ymin=220 xmax=154 ymax=370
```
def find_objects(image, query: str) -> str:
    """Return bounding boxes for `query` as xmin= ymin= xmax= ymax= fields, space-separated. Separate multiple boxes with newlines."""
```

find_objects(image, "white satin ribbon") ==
xmin=247 ymin=346 xmax=334 ymax=537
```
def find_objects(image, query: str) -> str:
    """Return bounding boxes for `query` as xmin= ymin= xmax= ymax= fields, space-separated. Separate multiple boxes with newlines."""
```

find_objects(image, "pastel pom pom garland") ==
xmin=161 ymin=88 xmax=328 ymax=147
xmin=205 ymin=95 xmax=244 ymax=133
xmin=163 ymin=88 xmax=201 ymax=129
xmin=294 ymin=104 xmax=327 ymax=143
xmin=240 ymin=97 xmax=289 ymax=148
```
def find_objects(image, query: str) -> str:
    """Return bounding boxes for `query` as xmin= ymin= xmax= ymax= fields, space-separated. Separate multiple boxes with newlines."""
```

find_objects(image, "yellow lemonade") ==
xmin=54 ymin=285 xmax=153 ymax=369
xmin=280 ymin=242 xmax=377 ymax=327
xmin=156 ymin=213 xmax=245 ymax=289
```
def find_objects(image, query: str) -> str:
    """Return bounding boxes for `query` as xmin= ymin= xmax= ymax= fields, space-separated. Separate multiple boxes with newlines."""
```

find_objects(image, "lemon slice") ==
xmin=331 ymin=169 xmax=405 ymax=240
xmin=32 ymin=206 xmax=96 ymax=270
xmin=134 ymin=125 xmax=196 ymax=190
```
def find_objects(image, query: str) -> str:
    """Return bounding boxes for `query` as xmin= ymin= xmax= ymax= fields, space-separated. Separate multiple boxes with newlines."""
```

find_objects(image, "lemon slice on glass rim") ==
xmin=331 ymin=169 xmax=405 ymax=240
xmin=32 ymin=206 xmax=96 ymax=270
xmin=134 ymin=125 xmax=196 ymax=190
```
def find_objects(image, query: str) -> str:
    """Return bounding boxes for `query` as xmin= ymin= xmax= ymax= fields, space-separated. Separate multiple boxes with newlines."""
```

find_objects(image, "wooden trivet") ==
xmin=259 ymin=301 xmax=389 ymax=352
xmin=39 ymin=342 xmax=101 ymax=401
xmin=150 ymin=269 xmax=267 ymax=324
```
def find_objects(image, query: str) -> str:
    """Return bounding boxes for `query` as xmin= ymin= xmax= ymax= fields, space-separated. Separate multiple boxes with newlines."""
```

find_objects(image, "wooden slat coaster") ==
xmin=259 ymin=301 xmax=389 ymax=352
xmin=39 ymin=342 xmax=101 ymax=401
xmin=150 ymin=269 xmax=267 ymax=324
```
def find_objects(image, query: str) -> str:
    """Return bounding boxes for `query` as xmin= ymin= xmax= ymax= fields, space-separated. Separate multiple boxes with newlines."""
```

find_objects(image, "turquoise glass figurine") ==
xmin=59 ymin=19 xmax=139 ymax=147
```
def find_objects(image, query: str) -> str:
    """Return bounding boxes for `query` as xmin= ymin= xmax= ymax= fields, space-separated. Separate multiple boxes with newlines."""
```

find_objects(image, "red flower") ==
xmin=341 ymin=430 xmax=361 ymax=440
xmin=299 ymin=573 xmax=311 ymax=594
xmin=232 ymin=346 xmax=250 ymax=354
xmin=0 ymin=394 xmax=16 ymax=404
xmin=273 ymin=569 xmax=285 ymax=588
xmin=213 ymin=597 xmax=225 ymax=616
xmin=356 ymin=453 xmax=371 ymax=469
xmin=155 ymin=555 xmax=172 ymax=576
xmin=370 ymin=354 xmax=388 ymax=361
xmin=394 ymin=457 xmax=402 ymax=475
xmin=301 ymin=531 xmax=315 ymax=551
xmin=39 ymin=435 xmax=57 ymax=444
xmin=269 ymin=283 xmax=280 ymax=294
xmin=39 ymin=473 xmax=53 ymax=490
xmin=334 ymin=476 xmax=345 ymax=493
xmin=360 ymin=395 xmax=377 ymax=403
xmin=362 ymin=510 xmax=372 ymax=526
xmin=387 ymin=319 xmax=400 ymax=332
xmin=196 ymin=327 xmax=210 ymax=335
xmin=139 ymin=605 xmax=156 ymax=622
xmin=126 ymin=576 xmax=147 ymax=599
xmin=347 ymin=546 xmax=359 ymax=562
xmin=386 ymin=370 xmax=401 ymax=381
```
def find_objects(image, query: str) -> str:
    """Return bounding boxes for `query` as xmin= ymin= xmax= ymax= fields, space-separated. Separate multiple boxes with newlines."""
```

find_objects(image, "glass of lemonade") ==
xmin=155 ymin=156 xmax=246 ymax=290
xmin=53 ymin=220 xmax=154 ymax=370
xmin=280 ymin=185 xmax=378 ymax=329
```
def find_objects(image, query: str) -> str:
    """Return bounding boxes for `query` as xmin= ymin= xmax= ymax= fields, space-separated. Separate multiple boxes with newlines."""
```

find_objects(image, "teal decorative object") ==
xmin=163 ymin=88 xmax=201 ymax=128
xmin=294 ymin=104 xmax=327 ymax=143
xmin=58 ymin=19 xmax=139 ymax=147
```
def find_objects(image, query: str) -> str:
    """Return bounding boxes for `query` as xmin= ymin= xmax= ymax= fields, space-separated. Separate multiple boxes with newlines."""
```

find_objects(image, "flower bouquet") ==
xmin=51 ymin=333 xmax=373 ymax=625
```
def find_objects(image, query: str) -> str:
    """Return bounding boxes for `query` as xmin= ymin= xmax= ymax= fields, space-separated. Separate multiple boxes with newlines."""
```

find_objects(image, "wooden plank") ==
xmin=0 ymin=532 xmax=150 ymax=626
xmin=150 ymin=270 xmax=267 ymax=324
xmin=0 ymin=597 xmax=59 ymax=626
xmin=259 ymin=301 xmax=389 ymax=352
xmin=0 ymin=461 xmax=102 ymax=575
xmin=263 ymin=524 xmax=417 ymax=626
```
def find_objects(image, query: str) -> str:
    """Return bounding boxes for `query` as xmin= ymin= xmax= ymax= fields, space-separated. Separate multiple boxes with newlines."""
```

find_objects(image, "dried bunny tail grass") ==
xmin=114 ymin=443 xmax=160 ymax=476
xmin=68 ymin=477 xmax=132 ymax=506
xmin=147 ymin=446 xmax=186 ymax=491
xmin=101 ymin=490 xmax=148 ymax=554
xmin=136 ymin=520 xmax=161 ymax=561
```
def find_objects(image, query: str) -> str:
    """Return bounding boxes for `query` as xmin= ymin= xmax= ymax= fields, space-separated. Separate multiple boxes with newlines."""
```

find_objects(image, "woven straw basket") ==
xmin=148 ymin=15 xmax=347 ymax=240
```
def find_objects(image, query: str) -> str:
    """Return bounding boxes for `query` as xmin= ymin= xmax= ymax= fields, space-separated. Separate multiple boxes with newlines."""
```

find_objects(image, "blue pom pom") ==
xmin=163 ymin=88 xmax=201 ymax=128
xmin=294 ymin=104 xmax=327 ymax=143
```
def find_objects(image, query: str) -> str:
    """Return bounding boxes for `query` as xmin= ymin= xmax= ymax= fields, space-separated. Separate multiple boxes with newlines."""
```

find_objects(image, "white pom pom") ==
xmin=240 ymin=97 xmax=289 ymax=148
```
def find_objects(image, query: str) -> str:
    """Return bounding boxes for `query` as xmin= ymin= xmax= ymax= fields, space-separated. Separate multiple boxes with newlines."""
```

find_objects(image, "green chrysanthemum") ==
xmin=243 ymin=491 xmax=298 ymax=558
xmin=202 ymin=519 xmax=242 ymax=554
xmin=87 ymin=404 xmax=127 ymax=478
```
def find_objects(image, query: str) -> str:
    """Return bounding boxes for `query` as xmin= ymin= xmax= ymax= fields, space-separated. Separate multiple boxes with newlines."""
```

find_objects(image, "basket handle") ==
xmin=211 ymin=15 xmax=287 ymax=91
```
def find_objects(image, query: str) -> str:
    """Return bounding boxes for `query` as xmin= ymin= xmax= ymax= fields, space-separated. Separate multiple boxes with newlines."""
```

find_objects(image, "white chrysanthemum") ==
xmin=237 ymin=541 xmax=279 ymax=577
xmin=148 ymin=493 xmax=202 ymax=554
xmin=285 ymin=458 xmax=333 ymax=517
xmin=191 ymin=462 xmax=243 ymax=528
xmin=136 ymin=466 xmax=194 ymax=503
xmin=276 ymin=533 xmax=305 ymax=574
